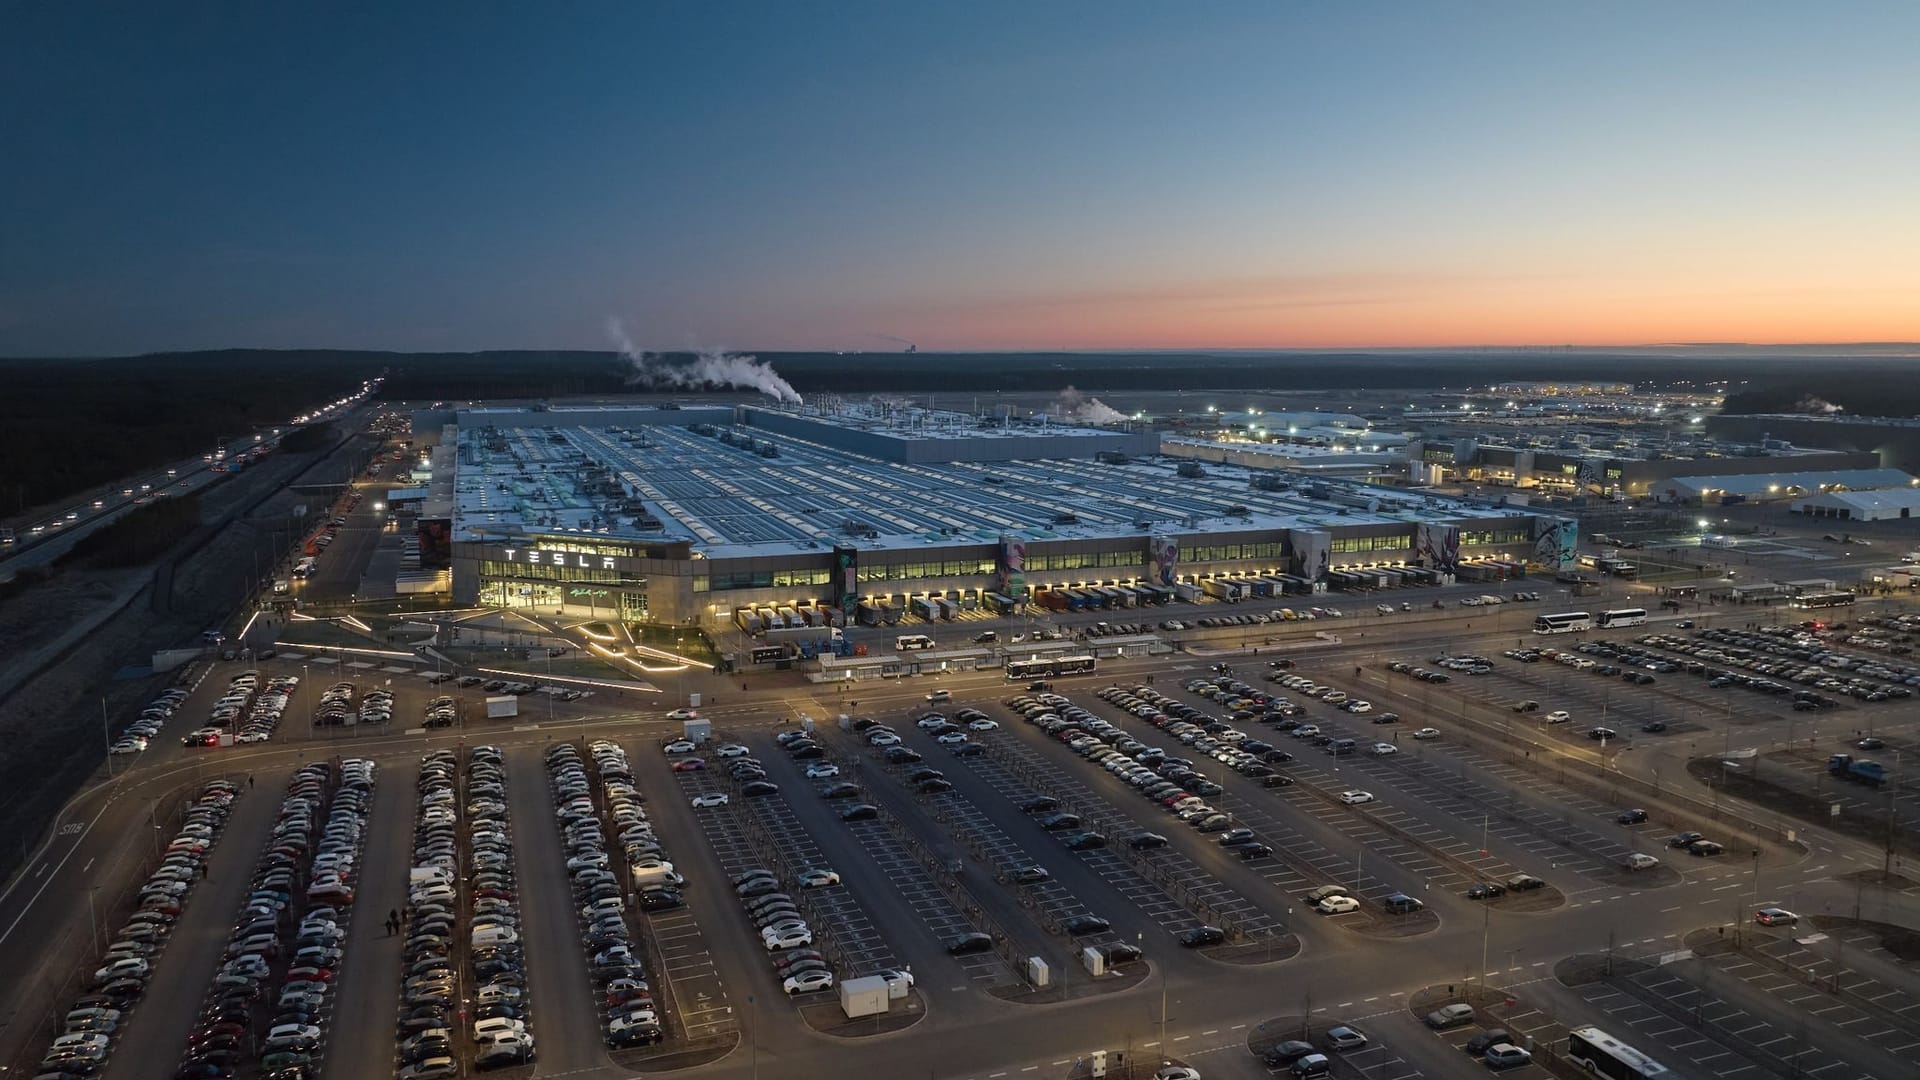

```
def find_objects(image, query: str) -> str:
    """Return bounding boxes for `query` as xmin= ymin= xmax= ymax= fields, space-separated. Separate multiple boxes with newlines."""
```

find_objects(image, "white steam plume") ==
xmin=1793 ymin=395 xmax=1844 ymax=415
xmin=608 ymin=319 xmax=802 ymax=404
xmin=1055 ymin=385 xmax=1129 ymax=425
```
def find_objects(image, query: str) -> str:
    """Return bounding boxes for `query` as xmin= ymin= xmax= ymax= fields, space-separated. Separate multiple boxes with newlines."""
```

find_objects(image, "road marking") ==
xmin=81 ymin=858 xmax=93 ymax=873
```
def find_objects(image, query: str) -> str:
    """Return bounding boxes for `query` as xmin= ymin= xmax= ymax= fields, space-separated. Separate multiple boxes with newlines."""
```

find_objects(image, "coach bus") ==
xmin=1792 ymin=591 xmax=1856 ymax=609
xmin=1596 ymin=608 xmax=1648 ymax=628
xmin=1532 ymin=611 xmax=1595 ymax=634
xmin=1566 ymin=1026 xmax=1669 ymax=1080
xmin=1005 ymin=654 xmax=1097 ymax=680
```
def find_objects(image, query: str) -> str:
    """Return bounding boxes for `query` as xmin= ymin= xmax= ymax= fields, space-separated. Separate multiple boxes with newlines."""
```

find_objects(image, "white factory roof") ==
xmin=1667 ymin=468 xmax=1917 ymax=498
xmin=1790 ymin=487 xmax=1920 ymax=513
xmin=449 ymin=414 xmax=1532 ymax=558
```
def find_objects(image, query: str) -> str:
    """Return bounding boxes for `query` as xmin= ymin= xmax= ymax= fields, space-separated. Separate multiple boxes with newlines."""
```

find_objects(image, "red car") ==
xmin=671 ymin=758 xmax=706 ymax=772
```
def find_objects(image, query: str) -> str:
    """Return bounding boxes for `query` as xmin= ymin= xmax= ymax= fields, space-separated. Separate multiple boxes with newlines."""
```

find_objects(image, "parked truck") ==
xmin=1828 ymin=754 xmax=1888 ymax=787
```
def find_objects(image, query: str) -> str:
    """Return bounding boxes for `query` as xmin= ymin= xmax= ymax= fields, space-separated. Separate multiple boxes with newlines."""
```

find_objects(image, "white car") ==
xmin=797 ymin=868 xmax=841 ymax=888
xmin=803 ymin=764 xmax=840 ymax=779
xmin=1155 ymin=1068 xmax=1203 ymax=1080
xmin=1317 ymin=895 xmax=1361 ymax=915
xmin=868 ymin=733 xmax=901 ymax=747
xmin=1345 ymin=700 xmax=1373 ymax=714
xmin=935 ymin=732 xmax=969 ymax=745
xmin=472 ymin=1017 xmax=527 ymax=1042
xmin=1545 ymin=710 xmax=1571 ymax=724
xmin=1338 ymin=791 xmax=1375 ymax=805
xmin=663 ymin=740 xmax=697 ymax=754
xmin=715 ymin=744 xmax=750 ymax=758
xmin=667 ymin=708 xmax=699 ymax=720
xmin=1369 ymin=742 xmax=1397 ymax=757
xmin=690 ymin=793 xmax=730 ymax=808
xmin=784 ymin=969 xmax=835 ymax=995
xmin=763 ymin=928 xmax=814 ymax=951
xmin=876 ymin=967 xmax=915 ymax=988
xmin=1412 ymin=727 xmax=1441 ymax=740
xmin=1625 ymin=852 xmax=1661 ymax=871
xmin=967 ymin=719 xmax=999 ymax=731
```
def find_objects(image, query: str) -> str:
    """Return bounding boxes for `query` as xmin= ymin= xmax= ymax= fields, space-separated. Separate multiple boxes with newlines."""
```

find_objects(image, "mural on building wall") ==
xmin=1150 ymin=533 xmax=1179 ymax=586
xmin=1531 ymin=517 xmax=1579 ymax=568
xmin=998 ymin=534 xmax=1028 ymax=598
xmin=417 ymin=518 xmax=452 ymax=568
xmin=833 ymin=544 xmax=859 ymax=615
xmin=1287 ymin=529 xmax=1331 ymax=583
xmin=1576 ymin=458 xmax=1604 ymax=492
xmin=1413 ymin=523 xmax=1462 ymax=572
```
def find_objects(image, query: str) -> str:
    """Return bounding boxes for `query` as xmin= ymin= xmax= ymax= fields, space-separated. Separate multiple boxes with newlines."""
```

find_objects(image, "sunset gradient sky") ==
xmin=3 ymin=2 xmax=1917 ymax=355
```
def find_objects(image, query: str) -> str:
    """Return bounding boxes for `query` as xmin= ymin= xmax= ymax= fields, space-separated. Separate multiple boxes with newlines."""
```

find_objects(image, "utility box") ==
xmin=687 ymin=692 xmax=701 ymax=709
xmin=801 ymin=714 xmax=815 ymax=733
xmin=838 ymin=975 xmax=890 ymax=1019
xmin=485 ymin=696 xmax=518 ymax=719
xmin=1080 ymin=947 xmax=1107 ymax=976
xmin=683 ymin=718 xmax=712 ymax=745
xmin=1026 ymin=956 xmax=1051 ymax=987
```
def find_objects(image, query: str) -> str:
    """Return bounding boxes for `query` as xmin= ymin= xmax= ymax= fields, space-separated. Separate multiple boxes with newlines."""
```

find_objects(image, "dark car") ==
xmin=1641 ymin=721 xmax=1668 ymax=733
xmin=1383 ymin=892 xmax=1424 ymax=914
xmin=1263 ymin=1040 xmax=1317 ymax=1066
xmin=1019 ymin=795 xmax=1060 ymax=812
xmin=1464 ymin=1028 xmax=1512 ymax=1056
xmin=1235 ymin=843 xmax=1273 ymax=861
xmin=1038 ymin=812 xmax=1083 ymax=831
xmin=840 ymin=804 xmax=879 ymax=821
xmin=1667 ymin=832 xmax=1704 ymax=849
xmin=1179 ymin=925 xmax=1226 ymax=948
xmin=1060 ymin=914 xmax=1111 ymax=935
xmin=945 ymin=932 xmax=994 ymax=955
xmin=1261 ymin=774 xmax=1296 ymax=788
xmin=1127 ymin=831 xmax=1169 ymax=849
xmin=1063 ymin=831 xmax=1107 ymax=850
xmin=820 ymin=783 xmax=861 ymax=799
xmin=1099 ymin=942 xmax=1143 ymax=964
xmin=1010 ymin=865 xmax=1051 ymax=885
xmin=1616 ymin=808 xmax=1648 ymax=825
xmin=741 ymin=781 xmax=779 ymax=798
xmin=1504 ymin=874 xmax=1546 ymax=892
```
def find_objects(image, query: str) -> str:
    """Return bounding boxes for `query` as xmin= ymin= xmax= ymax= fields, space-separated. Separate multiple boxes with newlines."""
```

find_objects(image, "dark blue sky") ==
xmin=4 ymin=3 xmax=1917 ymax=355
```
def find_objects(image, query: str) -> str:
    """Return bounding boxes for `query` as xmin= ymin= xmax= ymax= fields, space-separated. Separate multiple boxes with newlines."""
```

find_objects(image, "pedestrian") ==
xmin=247 ymin=775 xmax=254 ymax=790
xmin=389 ymin=907 xmax=399 ymax=929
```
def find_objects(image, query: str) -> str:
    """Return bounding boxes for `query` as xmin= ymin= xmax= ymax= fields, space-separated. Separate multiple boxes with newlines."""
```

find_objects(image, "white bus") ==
xmin=1533 ymin=611 xmax=1594 ymax=634
xmin=895 ymin=633 xmax=936 ymax=652
xmin=1597 ymin=608 xmax=1648 ymax=628
xmin=1566 ymin=1026 xmax=1669 ymax=1080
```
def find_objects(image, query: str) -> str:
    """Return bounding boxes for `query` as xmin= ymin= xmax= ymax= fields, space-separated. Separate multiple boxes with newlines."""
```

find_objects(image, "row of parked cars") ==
xmin=174 ymin=760 xmax=370 ymax=1080
xmin=422 ymin=696 xmax=458 ymax=729
xmin=1006 ymin=691 xmax=1253 ymax=852
xmin=1653 ymin=628 xmax=1916 ymax=701
xmin=181 ymin=671 xmax=300 ymax=747
xmin=116 ymin=685 xmax=189 ymax=755
xmin=1117 ymin=685 xmax=1294 ymax=784
xmin=37 ymin=779 xmax=239 ymax=1079
xmin=402 ymin=746 xmax=536 ymax=1077
xmin=546 ymin=741 xmax=667 ymax=1049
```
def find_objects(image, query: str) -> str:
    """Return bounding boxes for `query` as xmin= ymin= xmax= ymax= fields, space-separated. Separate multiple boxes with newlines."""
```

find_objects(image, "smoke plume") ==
xmin=608 ymin=319 xmax=803 ymax=404
xmin=1792 ymin=395 xmax=1844 ymax=415
xmin=1055 ymin=385 xmax=1129 ymax=425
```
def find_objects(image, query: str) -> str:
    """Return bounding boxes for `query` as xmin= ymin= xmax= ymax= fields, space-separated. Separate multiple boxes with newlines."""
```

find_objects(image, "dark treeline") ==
xmin=0 ymin=352 xmax=384 ymax=513
xmin=57 ymin=493 xmax=203 ymax=568
xmin=1720 ymin=379 xmax=1920 ymax=418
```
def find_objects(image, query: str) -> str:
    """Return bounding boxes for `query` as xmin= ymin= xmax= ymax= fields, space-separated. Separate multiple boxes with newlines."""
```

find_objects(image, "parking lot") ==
xmin=1574 ymin=957 xmax=1880 ymax=1080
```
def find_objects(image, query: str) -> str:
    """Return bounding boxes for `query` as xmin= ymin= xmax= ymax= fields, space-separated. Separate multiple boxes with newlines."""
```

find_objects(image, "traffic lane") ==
xmin=737 ymin=731 xmax=965 ymax=991
xmin=1033 ymin=687 xmax=1428 ymax=914
xmin=508 ymin=744 xmax=612 ymax=1074
xmin=979 ymin=696 xmax=1319 ymax=943
xmin=99 ymin=767 xmax=289 ymax=1080
xmin=321 ymin=759 xmax=416 ymax=1080
xmin=623 ymin=738 xmax=807 ymax=1035
xmin=860 ymin=722 xmax=1117 ymax=965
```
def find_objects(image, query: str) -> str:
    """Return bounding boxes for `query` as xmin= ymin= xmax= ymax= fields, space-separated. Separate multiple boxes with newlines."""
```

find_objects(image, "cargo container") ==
xmin=1173 ymin=582 xmax=1201 ymax=603
xmin=911 ymin=596 xmax=941 ymax=622
xmin=936 ymin=597 xmax=958 ymax=620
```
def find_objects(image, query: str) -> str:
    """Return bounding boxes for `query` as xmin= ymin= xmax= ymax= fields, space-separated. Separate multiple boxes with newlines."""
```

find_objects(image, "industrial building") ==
xmin=408 ymin=402 xmax=1574 ymax=632
xmin=1791 ymin=484 xmax=1920 ymax=521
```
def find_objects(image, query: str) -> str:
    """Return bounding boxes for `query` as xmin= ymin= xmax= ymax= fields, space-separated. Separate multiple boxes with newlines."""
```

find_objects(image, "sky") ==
xmin=3 ymin=2 xmax=1918 ymax=356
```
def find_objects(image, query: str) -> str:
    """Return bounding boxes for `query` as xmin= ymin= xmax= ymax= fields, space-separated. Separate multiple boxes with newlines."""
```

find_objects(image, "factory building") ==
xmin=411 ymin=403 xmax=1574 ymax=631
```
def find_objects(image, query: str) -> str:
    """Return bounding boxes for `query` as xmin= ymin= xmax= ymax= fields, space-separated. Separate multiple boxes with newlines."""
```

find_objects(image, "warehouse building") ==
xmin=414 ymin=403 xmax=1573 ymax=631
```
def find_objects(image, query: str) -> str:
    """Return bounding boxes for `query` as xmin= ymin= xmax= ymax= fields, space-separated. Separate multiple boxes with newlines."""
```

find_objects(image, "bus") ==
xmin=1597 ymin=608 xmax=1648 ymax=628
xmin=1005 ymin=654 xmax=1097 ymax=680
xmin=292 ymin=557 xmax=317 ymax=579
xmin=895 ymin=634 xmax=936 ymax=652
xmin=1566 ymin=1026 xmax=1669 ymax=1080
xmin=1793 ymin=592 xmax=1856 ymax=609
xmin=1533 ymin=611 xmax=1594 ymax=634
